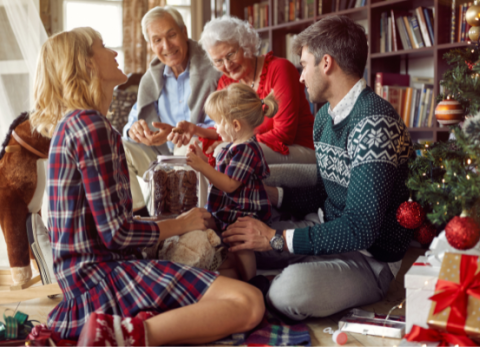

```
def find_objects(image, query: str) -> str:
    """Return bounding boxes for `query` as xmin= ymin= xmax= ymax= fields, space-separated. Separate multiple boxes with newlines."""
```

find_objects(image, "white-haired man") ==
xmin=123 ymin=6 xmax=221 ymax=216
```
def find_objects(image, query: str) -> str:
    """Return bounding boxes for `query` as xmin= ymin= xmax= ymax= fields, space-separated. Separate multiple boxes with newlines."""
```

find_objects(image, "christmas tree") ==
xmin=404 ymin=46 xmax=480 ymax=248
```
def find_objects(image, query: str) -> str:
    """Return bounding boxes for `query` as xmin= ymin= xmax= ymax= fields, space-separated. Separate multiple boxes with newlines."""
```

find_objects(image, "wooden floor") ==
xmin=0 ymin=247 xmax=425 ymax=346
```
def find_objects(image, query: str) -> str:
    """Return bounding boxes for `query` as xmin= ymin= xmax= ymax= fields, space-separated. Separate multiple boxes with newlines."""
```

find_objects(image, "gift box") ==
xmin=143 ymin=156 xmax=201 ymax=217
xmin=427 ymin=252 xmax=480 ymax=342
xmin=404 ymin=256 xmax=440 ymax=333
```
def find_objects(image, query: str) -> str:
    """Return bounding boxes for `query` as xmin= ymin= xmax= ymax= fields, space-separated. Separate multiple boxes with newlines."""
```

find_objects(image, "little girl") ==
xmin=186 ymin=83 xmax=278 ymax=281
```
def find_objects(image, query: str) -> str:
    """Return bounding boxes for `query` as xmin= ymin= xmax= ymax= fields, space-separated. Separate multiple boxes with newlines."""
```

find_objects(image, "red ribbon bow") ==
xmin=429 ymin=254 xmax=480 ymax=335
xmin=405 ymin=325 xmax=477 ymax=346
xmin=27 ymin=324 xmax=56 ymax=346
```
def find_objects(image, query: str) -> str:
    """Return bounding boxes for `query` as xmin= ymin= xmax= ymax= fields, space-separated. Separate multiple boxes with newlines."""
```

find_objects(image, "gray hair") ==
xmin=141 ymin=6 xmax=185 ymax=42
xmin=293 ymin=15 xmax=367 ymax=78
xmin=200 ymin=16 xmax=260 ymax=58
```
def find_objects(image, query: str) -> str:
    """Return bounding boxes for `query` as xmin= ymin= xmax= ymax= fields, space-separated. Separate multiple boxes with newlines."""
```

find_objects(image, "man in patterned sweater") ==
xmin=223 ymin=15 xmax=415 ymax=321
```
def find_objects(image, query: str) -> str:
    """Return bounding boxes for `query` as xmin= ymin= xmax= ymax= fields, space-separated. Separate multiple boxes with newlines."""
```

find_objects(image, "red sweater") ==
xmin=217 ymin=52 xmax=314 ymax=155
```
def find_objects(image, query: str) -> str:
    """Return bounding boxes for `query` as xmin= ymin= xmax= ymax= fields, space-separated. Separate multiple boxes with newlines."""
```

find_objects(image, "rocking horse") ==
xmin=0 ymin=112 xmax=61 ymax=302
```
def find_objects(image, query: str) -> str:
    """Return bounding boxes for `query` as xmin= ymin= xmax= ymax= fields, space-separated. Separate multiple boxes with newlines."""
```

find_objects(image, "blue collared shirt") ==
xmin=123 ymin=62 xmax=215 ymax=151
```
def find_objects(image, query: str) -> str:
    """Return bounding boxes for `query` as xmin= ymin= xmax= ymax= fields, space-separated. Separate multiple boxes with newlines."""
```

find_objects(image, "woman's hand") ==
xmin=176 ymin=208 xmax=211 ymax=233
xmin=223 ymin=216 xmax=276 ymax=252
xmin=167 ymin=120 xmax=196 ymax=147
xmin=128 ymin=120 xmax=173 ymax=146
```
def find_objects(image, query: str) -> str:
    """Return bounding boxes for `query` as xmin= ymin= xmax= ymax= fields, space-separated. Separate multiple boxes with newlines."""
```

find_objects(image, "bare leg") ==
xmin=145 ymin=276 xmax=264 ymax=345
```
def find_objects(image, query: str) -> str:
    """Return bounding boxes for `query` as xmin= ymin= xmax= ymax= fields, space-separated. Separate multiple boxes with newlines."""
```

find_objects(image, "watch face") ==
xmin=271 ymin=235 xmax=284 ymax=251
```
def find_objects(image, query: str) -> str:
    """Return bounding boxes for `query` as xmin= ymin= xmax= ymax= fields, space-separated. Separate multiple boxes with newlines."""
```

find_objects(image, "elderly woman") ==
xmin=29 ymin=27 xmax=264 ymax=345
xmin=169 ymin=16 xmax=315 ymax=164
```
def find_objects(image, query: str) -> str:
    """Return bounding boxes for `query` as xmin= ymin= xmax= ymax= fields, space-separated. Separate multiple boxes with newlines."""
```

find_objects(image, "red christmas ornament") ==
xmin=396 ymin=199 xmax=426 ymax=229
xmin=414 ymin=221 xmax=437 ymax=245
xmin=445 ymin=213 xmax=480 ymax=250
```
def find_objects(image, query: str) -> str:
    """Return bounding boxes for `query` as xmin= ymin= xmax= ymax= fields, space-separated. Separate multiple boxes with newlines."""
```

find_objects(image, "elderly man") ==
xmin=123 ymin=6 xmax=221 ymax=216
xmin=222 ymin=15 xmax=414 ymax=321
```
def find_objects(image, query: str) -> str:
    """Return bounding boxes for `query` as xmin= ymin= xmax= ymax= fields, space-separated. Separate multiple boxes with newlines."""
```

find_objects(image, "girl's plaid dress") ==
xmin=208 ymin=136 xmax=271 ymax=231
xmin=47 ymin=110 xmax=217 ymax=339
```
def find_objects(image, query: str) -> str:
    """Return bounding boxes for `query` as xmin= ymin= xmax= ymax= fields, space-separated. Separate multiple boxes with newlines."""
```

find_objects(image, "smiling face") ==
xmin=147 ymin=13 xmax=189 ymax=75
xmin=90 ymin=38 xmax=127 ymax=87
xmin=214 ymin=117 xmax=237 ymax=142
xmin=208 ymin=42 xmax=250 ymax=81
xmin=299 ymin=46 xmax=327 ymax=104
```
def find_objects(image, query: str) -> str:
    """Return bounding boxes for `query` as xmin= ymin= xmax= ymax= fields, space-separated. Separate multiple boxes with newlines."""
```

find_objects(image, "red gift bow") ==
xmin=405 ymin=325 xmax=477 ymax=346
xmin=429 ymin=254 xmax=480 ymax=335
xmin=27 ymin=325 xmax=76 ymax=346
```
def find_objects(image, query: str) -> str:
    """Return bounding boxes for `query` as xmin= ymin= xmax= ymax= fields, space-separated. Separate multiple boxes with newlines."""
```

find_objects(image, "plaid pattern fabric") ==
xmin=208 ymin=136 xmax=271 ymax=230
xmin=47 ymin=109 xmax=217 ymax=339
xmin=212 ymin=311 xmax=311 ymax=346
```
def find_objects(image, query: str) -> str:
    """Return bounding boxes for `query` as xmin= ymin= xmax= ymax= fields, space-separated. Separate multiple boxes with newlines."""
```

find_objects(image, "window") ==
xmin=64 ymin=0 xmax=124 ymax=70
xmin=166 ymin=0 xmax=192 ymax=39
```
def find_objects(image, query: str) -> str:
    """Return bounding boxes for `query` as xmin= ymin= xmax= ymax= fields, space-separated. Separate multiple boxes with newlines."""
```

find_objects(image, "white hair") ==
xmin=141 ymin=6 xmax=185 ymax=42
xmin=199 ymin=16 xmax=260 ymax=58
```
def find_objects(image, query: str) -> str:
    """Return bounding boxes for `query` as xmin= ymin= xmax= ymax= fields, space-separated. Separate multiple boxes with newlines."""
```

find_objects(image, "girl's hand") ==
xmin=205 ymin=140 xmax=223 ymax=155
xmin=186 ymin=150 xmax=207 ymax=172
xmin=176 ymin=208 xmax=211 ymax=233
xmin=188 ymin=142 xmax=208 ymax=163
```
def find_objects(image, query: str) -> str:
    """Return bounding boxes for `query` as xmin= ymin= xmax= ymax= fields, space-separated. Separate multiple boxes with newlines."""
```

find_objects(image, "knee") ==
xmin=235 ymin=284 xmax=265 ymax=331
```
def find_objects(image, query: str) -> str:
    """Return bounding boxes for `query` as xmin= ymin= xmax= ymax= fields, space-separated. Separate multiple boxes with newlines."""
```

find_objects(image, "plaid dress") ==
xmin=47 ymin=110 xmax=217 ymax=339
xmin=208 ymin=136 xmax=271 ymax=231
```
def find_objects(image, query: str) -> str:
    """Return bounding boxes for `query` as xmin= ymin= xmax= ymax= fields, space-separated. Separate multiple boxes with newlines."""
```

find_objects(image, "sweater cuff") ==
xmin=292 ymin=227 xmax=314 ymax=254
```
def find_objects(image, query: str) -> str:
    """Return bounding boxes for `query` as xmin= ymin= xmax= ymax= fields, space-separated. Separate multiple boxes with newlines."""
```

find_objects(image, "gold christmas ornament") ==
xmin=465 ymin=1 xmax=480 ymax=27
xmin=469 ymin=25 xmax=480 ymax=42
xmin=434 ymin=95 xmax=465 ymax=125
xmin=466 ymin=2 xmax=480 ymax=26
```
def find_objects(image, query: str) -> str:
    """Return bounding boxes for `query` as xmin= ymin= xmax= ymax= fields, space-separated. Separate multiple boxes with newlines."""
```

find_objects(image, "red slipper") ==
xmin=77 ymin=312 xmax=147 ymax=346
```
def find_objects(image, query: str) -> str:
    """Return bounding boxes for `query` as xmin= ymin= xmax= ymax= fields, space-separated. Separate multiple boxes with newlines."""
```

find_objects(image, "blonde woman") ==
xmin=30 ymin=27 xmax=263 ymax=345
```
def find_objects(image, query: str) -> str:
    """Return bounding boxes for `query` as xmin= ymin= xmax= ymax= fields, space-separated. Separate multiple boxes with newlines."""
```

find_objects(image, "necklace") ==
xmin=251 ymin=56 xmax=257 ymax=89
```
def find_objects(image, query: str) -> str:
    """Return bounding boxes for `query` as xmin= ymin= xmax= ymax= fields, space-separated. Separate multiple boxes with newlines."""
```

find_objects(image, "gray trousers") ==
xmin=256 ymin=250 xmax=393 ymax=320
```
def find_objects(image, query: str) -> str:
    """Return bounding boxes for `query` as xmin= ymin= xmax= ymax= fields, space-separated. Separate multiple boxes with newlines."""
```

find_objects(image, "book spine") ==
xmin=424 ymin=8 xmax=435 ymax=44
xmin=391 ymin=11 xmax=398 ymax=51
xmin=404 ymin=16 xmax=417 ymax=49
xmin=375 ymin=73 xmax=383 ymax=96
xmin=416 ymin=7 xmax=432 ymax=46
xmin=318 ymin=0 xmax=323 ymax=15
xmin=397 ymin=17 xmax=412 ymax=49
xmin=410 ymin=16 xmax=425 ymax=48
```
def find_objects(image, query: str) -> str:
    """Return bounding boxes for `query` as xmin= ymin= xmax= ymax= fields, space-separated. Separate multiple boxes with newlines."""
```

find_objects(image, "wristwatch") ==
xmin=270 ymin=229 xmax=285 ymax=253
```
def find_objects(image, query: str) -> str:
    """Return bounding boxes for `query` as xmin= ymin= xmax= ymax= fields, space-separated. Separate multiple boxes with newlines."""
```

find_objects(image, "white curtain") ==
xmin=0 ymin=0 xmax=47 ymax=267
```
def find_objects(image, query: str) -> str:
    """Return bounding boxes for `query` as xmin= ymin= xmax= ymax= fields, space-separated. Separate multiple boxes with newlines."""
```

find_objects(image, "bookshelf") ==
xmin=211 ymin=0 xmax=473 ymax=142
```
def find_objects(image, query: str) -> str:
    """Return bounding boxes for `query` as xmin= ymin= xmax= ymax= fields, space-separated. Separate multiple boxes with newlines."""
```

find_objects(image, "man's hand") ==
xmin=128 ymin=120 xmax=173 ymax=146
xmin=264 ymin=185 xmax=279 ymax=206
xmin=167 ymin=120 xmax=196 ymax=147
xmin=223 ymin=216 xmax=276 ymax=252
xmin=176 ymin=208 xmax=211 ymax=233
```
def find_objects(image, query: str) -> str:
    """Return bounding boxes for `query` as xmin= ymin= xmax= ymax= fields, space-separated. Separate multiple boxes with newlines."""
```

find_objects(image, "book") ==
xmin=285 ymin=33 xmax=300 ymax=66
xmin=415 ymin=7 xmax=432 ymax=47
xmin=427 ymin=91 xmax=436 ymax=127
xmin=304 ymin=0 xmax=314 ymax=18
xmin=390 ymin=9 xmax=407 ymax=51
xmin=318 ymin=0 xmax=323 ymax=15
xmin=295 ymin=0 xmax=302 ymax=20
xmin=404 ymin=16 xmax=417 ymax=49
xmin=387 ymin=17 xmax=392 ymax=52
xmin=422 ymin=88 xmax=433 ymax=127
xmin=402 ymin=87 xmax=413 ymax=126
xmin=409 ymin=89 xmax=419 ymax=127
xmin=409 ymin=15 xmax=425 ymax=48
xmin=423 ymin=8 xmax=435 ymax=44
xmin=375 ymin=72 xmax=410 ymax=96
xmin=396 ymin=15 xmax=412 ymax=49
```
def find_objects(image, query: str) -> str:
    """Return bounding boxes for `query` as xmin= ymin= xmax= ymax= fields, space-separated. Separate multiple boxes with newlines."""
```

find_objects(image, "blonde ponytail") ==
xmin=261 ymin=91 xmax=278 ymax=119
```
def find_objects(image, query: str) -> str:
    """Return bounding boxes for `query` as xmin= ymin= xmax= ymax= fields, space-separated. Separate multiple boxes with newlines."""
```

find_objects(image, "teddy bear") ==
xmin=0 ymin=112 xmax=51 ymax=285
xmin=149 ymin=229 xmax=222 ymax=270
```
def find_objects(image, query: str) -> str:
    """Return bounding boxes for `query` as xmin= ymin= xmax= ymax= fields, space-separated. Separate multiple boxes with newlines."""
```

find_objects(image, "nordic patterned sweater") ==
xmin=283 ymin=86 xmax=415 ymax=263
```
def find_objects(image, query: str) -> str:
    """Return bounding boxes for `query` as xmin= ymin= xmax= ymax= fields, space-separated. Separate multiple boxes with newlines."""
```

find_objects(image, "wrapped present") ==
xmin=402 ymin=325 xmax=477 ymax=346
xmin=143 ymin=156 xmax=201 ymax=218
xmin=427 ymin=252 xmax=480 ymax=342
xmin=404 ymin=256 xmax=440 ymax=333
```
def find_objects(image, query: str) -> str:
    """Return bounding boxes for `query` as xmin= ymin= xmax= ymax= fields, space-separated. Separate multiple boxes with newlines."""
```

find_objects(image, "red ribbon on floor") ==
xmin=405 ymin=325 xmax=476 ymax=346
xmin=429 ymin=254 xmax=480 ymax=335
xmin=27 ymin=324 xmax=76 ymax=346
